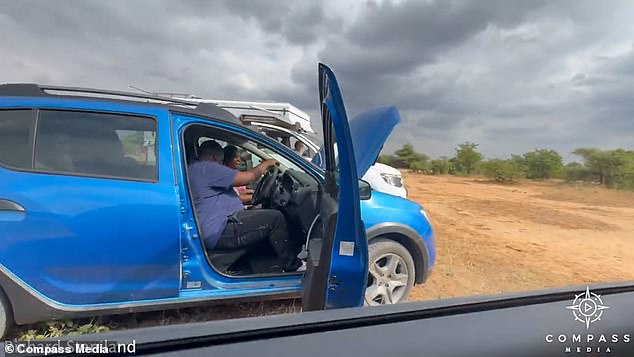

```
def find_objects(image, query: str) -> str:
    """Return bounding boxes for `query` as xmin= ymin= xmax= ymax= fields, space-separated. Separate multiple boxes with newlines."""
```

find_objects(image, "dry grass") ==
xmin=9 ymin=300 xmax=301 ymax=340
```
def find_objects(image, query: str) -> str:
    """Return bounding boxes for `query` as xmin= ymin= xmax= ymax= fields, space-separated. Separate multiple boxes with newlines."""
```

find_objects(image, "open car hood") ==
xmin=312 ymin=106 xmax=401 ymax=176
xmin=348 ymin=106 xmax=401 ymax=176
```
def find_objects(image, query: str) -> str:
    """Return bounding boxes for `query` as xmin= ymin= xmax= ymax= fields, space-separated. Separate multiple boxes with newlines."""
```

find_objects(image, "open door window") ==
xmin=302 ymin=64 xmax=368 ymax=311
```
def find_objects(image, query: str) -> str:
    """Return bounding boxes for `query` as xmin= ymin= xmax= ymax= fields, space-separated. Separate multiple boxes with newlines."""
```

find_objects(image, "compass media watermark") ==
xmin=545 ymin=286 xmax=630 ymax=354
xmin=566 ymin=286 xmax=609 ymax=329
xmin=3 ymin=339 xmax=136 ymax=355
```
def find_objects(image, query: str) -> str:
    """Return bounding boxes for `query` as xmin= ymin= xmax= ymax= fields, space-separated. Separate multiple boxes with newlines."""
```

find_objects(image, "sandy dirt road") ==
xmin=405 ymin=173 xmax=634 ymax=301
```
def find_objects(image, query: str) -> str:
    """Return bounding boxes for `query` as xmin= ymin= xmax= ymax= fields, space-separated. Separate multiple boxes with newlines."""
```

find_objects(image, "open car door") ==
xmin=302 ymin=64 xmax=368 ymax=311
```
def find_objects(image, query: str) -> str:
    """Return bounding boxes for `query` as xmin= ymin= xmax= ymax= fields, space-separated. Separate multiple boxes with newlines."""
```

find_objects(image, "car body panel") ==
xmin=362 ymin=164 xmax=407 ymax=198
xmin=361 ymin=191 xmax=436 ymax=273
xmin=347 ymin=106 xmax=400 ymax=178
xmin=0 ymin=97 xmax=181 ymax=304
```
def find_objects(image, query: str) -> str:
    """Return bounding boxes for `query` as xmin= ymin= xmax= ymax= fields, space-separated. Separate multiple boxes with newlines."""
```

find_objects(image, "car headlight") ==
xmin=380 ymin=173 xmax=404 ymax=187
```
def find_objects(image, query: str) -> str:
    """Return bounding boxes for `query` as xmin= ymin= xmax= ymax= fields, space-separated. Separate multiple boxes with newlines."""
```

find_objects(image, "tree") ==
xmin=523 ymin=149 xmax=564 ymax=179
xmin=571 ymin=148 xmax=634 ymax=188
xmin=510 ymin=154 xmax=526 ymax=166
xmin=394 ymin=143 xmax=417 ymax=160
xmin=480 ymin=159 xmax=526 ymax=183
xmin=430 ymin=157 xmax=453 ymax=175
xmin=396 ymin=144 xmax=429 ymax=167
xmin=573 ymin=148 xmax=615 ymax=185
xmin=607 ymin=149 xmax=634 ymax=189
xmin=409 ymin=160 xmax=430 ymax=173
xmin=564 ymin=162 xmax=593 ymax=183
xmin=378 ymin=155 xmax=397 ymax=166
xmin=381 ymin=144 xmax=429 ymax=169
xmin=454 ymin=142 xmax=483 ymax=175
xmin=448 ymin=157 xmax=460 ymax=175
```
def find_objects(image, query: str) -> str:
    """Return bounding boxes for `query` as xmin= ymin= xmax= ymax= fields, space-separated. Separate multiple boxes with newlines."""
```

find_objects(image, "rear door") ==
xmin=302 ymin=64 xmax=368 ymax=310
xmin=0 ymin=101 xmax=180 ymax=305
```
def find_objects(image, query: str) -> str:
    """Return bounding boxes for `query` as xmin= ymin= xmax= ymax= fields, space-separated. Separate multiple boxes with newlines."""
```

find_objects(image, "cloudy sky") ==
xmin=2 ymin=0 xmax=633 ymax=161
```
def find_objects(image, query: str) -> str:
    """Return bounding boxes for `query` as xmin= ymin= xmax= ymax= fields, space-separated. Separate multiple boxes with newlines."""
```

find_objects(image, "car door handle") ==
xmin=0 ymin=199 xmax=26 ymax=212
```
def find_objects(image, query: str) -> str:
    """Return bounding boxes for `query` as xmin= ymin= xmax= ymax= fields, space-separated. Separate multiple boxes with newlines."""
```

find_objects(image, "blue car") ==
xmin=0 ymin=64 xmax=435 ymax=337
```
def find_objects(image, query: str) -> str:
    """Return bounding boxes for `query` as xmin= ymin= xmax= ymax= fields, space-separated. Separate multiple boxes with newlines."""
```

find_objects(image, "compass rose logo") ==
xmin=566 ymin=286 xmax=609 ymax=329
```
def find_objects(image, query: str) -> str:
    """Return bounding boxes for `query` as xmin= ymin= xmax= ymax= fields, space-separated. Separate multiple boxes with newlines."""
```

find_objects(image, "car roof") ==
xmin=0 ymin=83 xmax=244 ymax=127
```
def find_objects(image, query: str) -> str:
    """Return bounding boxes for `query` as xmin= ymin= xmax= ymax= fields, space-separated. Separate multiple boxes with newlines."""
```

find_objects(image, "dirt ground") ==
xmin=405 ymin=173 xmax=634 ymax=302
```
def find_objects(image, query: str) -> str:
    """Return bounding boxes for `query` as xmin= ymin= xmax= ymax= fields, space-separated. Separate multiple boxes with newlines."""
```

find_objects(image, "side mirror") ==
xmin=359 ymin=179 xmax=372 ymax=200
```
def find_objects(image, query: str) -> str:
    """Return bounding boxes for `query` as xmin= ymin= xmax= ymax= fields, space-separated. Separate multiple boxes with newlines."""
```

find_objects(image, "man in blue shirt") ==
xmin=188 ymin=140 xmax=303 ymax=272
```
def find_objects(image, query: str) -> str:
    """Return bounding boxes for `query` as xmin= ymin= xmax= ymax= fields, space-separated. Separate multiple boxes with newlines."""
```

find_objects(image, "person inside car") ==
xmin=293 ymin=141 xmax=307 ymax=157
xmin=188 ymin=140 xmax=303 ymax=272
xmin=223 ymin=145 xmax=254 ymax=204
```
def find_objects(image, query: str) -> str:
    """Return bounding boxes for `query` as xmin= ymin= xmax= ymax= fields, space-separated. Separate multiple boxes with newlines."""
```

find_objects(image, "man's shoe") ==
xmin=283 ymin=259 xmax=303 ymax=272
xmin=296 ymin=261 xmax=306 ymax=272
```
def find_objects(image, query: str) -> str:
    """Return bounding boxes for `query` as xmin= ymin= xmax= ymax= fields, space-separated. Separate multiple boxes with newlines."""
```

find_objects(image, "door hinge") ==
xmin=328 ymin=275 xmax=340 ymax=291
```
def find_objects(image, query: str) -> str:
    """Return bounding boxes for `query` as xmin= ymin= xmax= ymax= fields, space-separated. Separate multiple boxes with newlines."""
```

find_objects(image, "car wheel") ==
xmin=0 ymin=289 xmax=12 ymax=339
xmin=365 ymin=238 xmax=416 ymax=306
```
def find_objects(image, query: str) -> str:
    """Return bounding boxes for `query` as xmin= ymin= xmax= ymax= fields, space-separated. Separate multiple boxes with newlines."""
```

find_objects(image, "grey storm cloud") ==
xmin=1 ymin=0 xmax=633 ymax=160
xmin=221 ymin=0 xmax=343 ymax=45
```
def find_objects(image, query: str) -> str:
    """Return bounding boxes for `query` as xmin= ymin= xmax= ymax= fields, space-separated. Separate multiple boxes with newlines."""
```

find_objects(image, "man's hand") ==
xmin=239 ymin=191 xmax=254 ymax=204
xmin=257 ymin=159 xmax=278 ymax=171
xmin=234 ymin=159 xmax=278 ymax=186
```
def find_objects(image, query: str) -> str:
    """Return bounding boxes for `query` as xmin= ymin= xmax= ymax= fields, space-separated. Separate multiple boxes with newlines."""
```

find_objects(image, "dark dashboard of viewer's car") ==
xmin=40 ymin=282 xmax=634 ymax=357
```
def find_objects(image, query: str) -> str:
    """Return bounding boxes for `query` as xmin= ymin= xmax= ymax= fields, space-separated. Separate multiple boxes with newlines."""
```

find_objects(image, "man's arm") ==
xmin=233 ymin=159 xmax=277 ymax=186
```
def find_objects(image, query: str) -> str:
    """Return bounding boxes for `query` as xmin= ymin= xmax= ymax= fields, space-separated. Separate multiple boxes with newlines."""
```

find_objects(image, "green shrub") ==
xmin=564 ymin=162 xmax=594 ymax=183
xmin=430 ymin=158 xmax=452 ymax=175
xmin=523 ymin=149 xmax=564 ymax=179
xmin=409 ymin=160 xmax=430 ymax=173
xmin=481 ymin=159 xmax=526 ymax=183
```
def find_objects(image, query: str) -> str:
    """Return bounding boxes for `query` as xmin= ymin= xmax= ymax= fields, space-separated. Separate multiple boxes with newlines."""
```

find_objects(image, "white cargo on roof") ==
xmin=157 ymin=94 xmax=314 ymax=134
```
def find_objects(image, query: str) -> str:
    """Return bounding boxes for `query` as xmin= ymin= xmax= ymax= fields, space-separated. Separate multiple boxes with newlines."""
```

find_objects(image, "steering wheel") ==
xmin=251 ymin=165 xmax=280 ymax=205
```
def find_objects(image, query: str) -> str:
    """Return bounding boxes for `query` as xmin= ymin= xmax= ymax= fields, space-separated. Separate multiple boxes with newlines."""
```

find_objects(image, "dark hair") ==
xmin=198 ymin=140 xmax=224 ymax=160
xmin=294 ymin=141 xmax=304 ymax=150
xmin=223 ymin=145 xmax=239 ymax=166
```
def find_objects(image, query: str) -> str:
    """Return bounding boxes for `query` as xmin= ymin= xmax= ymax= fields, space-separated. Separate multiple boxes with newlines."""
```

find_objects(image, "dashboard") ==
xmin=271 ymin=169 xmax=320 ymax=234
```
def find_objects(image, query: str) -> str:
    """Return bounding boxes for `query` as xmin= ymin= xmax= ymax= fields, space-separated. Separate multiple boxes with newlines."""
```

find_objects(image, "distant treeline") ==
xmin=379 ymin=143 xmax=634 ymax=190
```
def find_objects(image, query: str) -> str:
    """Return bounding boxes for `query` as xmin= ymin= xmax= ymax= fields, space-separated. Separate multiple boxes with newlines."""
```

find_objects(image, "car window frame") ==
xmin=179 ymin=118 xmax=325 ymax=281
xmin=0 ymin=108 xmax=37 ymax=170
xmin=0 ymin=107 xmax=160 ymax=183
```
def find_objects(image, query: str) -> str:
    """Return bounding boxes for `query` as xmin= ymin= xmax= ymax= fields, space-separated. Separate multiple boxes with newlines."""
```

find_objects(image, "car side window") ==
xmin=0 ymin=109 xmax=34 ymax=169
xmin=35 ymin=110 xmax=158 ymax=181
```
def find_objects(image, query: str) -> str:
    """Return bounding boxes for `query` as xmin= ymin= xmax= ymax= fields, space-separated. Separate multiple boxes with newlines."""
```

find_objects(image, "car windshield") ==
xmin=243 ymin=141 xmax=305 ymax=172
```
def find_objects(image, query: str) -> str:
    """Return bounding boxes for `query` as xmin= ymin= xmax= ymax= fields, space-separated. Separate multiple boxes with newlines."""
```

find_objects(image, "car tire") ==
xmin=365 ymin=238 xmax=416 ymax=306
xmin=0 ymin=289 xmax=12 ymax=339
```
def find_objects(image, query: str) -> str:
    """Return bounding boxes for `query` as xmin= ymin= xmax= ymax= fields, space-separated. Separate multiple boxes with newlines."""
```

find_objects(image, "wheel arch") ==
xmin=0 ymin=276 xmax=15 ymax=334
xmin=366 ymin=223 xmax=430 ymax=284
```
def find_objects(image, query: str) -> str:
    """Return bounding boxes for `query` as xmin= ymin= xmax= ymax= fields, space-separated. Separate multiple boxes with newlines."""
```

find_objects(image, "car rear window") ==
xmin=35 ymin=110 xmax=158 ymax=181
xmin=0 ymin=109 xmax=34 ymax=169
